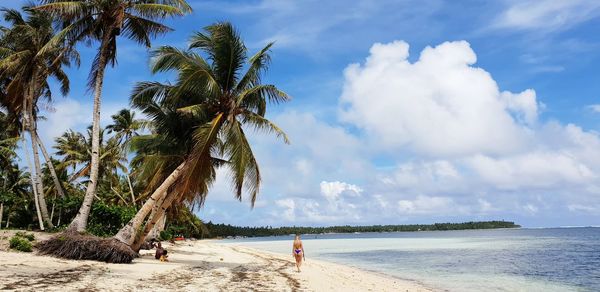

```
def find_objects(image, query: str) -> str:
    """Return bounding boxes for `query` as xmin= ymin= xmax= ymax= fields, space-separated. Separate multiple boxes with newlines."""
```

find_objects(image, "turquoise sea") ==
xmin=226 ymin=228 xmax=600 ymax=291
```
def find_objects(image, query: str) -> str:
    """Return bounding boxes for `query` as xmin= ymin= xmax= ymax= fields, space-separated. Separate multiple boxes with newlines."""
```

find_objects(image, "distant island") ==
xmin=205 ymin=220 xmax=520 ymax=238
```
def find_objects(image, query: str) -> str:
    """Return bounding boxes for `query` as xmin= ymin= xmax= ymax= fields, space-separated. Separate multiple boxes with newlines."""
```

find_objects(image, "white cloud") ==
xmin=320 ymin=181 xmax=362 ymax=201
xmin=341 ymin=40 xmax=537 ymax=157
xmin=466 ymin=152 xmax=595 ymax=190
xmin=397 ymin=195 xmax=464 ymax=215
xmin=493 ymin=0 xmax=600 ymax=31
xmin=37 ymin=98 xmax=130 ymax=154
xmin=587 ymin=104 xmax=600 ymax=113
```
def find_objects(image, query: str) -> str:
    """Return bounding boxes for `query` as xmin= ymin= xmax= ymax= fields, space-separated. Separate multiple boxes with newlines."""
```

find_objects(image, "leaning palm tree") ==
xmin=0 ymin=6 xmax=79 ymax=228
xmin=114 ymin=22 xmax=290 ymax=251
xmin=36 ymin=0 xmax=192 ymax=232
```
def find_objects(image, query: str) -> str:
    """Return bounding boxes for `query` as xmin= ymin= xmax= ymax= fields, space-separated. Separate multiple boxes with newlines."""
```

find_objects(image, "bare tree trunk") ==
xmin=126 ymin=172 xmax=135 ymax=205
xmin=68 ymin=31 xmax=112 ymax=232
xmin=36 ymin=132 xmax=65 ymax=198
xmin=131 ymin=191 xmax=178 ymax=252
xmin=114 ymin=160 xmax=187 ymax=246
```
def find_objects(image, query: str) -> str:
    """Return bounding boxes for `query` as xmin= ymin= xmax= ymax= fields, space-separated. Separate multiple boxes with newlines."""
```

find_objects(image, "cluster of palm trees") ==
xmin=0 ymin=0 xmax=289 ymax=261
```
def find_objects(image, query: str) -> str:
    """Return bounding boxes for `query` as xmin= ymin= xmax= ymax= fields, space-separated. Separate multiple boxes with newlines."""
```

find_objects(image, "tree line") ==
xmin=205 ymin=221 xmax=521 ymax=238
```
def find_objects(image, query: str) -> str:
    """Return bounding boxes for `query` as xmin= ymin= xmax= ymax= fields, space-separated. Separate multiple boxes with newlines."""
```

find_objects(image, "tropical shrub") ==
xmin=159 ymin=230 xmax=173 ymax=241
xmin=87 ymin=201 xmax=137 ymax=237
xmin=9 ymin=236 xmax=32 ymax=252
xmin=15 ymin=231 xmax=35 ymax=241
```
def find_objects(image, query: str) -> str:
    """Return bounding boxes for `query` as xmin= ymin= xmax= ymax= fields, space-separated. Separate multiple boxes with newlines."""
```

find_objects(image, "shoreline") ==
xmin=0 ymin=231 xmax=432 ymax=291
xmin=226 ymin=242 xmax=434 ymax=291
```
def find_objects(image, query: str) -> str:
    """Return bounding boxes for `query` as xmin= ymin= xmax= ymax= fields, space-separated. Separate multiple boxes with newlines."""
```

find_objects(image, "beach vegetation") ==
xmin=9 ymin=235 xmax=33 ymax=252
xmin=15 ymin=231 xmax=35 ymax=241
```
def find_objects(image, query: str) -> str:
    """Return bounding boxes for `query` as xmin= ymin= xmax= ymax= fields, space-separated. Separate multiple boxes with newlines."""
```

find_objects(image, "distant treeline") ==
xmin=205 ymin=220 xmax=520 ymax=238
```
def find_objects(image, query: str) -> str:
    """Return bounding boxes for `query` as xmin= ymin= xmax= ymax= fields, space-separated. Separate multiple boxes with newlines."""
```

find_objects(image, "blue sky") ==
xmin=4 ymin=0 xmax=600 ymax=227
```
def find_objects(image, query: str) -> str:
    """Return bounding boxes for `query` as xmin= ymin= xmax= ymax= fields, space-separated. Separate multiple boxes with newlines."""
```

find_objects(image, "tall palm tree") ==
xmin=115 ymin=22 xmax=290 ymax=249
xmin=36 ymin=0 xmax=192 ymax=232
xmin=107 ymin=108 xmax=144 ymax=204
xmin=0 ymin=6 xmax=79 ymax=228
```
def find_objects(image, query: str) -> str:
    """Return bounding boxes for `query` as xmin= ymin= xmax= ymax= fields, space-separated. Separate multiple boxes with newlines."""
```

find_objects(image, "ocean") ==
xmin=225 ymin=227 xmax=600 ymax=291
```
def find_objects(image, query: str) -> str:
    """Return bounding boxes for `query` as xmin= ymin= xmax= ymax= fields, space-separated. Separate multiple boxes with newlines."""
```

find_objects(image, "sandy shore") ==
xmin=0 ymin=230 xmax=431 ymax=291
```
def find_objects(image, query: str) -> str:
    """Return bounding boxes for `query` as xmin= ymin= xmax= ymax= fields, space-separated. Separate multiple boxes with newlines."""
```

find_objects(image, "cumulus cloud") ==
xmin=341 ymin=40 xmax=537 ymax=157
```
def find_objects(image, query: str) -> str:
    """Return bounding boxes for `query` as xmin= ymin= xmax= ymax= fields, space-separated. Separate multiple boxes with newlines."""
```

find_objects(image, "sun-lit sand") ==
xmin=0 ymin=230 xmax=431 ymax=291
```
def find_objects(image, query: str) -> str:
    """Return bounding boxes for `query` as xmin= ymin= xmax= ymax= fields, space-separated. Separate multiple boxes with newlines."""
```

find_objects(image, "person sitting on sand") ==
xmin=155 ymin=242 xmax=164 ymax=260
xmin=160 ymin=250 xmax=169 ymax=262
xmin=292 ymin=234 xmax=305 ymax=272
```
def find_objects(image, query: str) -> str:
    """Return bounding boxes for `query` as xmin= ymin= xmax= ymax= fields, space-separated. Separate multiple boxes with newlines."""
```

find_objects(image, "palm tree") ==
xmin=54 ymin=127 xmax=127 ymax=185
xmin=0 ymin=111 xmax=18 ymax=228
xmin=107 ymin=108 xmax=144 ymax=204
xmin=36 ymin=0 xmax=192 ymax=232
xmin=0 ymin=6 xmax=79 ymax=228
xmin=114 ymin=22 xmax=290 ymax=250
xmin=1 ymin=164 xmax=31 ymax=229
xmin=0 ymin=111 xmax=18 ymax=169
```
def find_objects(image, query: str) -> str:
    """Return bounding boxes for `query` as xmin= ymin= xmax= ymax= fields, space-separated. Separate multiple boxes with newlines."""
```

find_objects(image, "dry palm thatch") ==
xmin=36 ymin=232 xmax=136 ymax=263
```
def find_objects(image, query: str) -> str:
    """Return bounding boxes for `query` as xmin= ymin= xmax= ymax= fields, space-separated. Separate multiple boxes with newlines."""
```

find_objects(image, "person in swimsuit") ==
xmin=292 ymin=234 xmax=305 ymax=272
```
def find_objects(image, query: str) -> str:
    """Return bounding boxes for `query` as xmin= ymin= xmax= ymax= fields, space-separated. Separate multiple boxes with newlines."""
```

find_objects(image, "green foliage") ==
xmin=9 ymin=235 xmax=32 ymax=252
xmin=15 ymin=231 xmax=35 ymax=241
xmin=87 ymin=201 xmax=137 ymax=237
xmin=159 ymin=230 xmax=173 ymax=241
xmin=205 ymin=221 xmax=521 ymax=238
xmin=163 ymin=206 xmax=208 ymax=239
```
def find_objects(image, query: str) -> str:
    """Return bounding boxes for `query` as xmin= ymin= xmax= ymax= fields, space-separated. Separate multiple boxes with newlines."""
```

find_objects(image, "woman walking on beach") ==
xmin=292 ymin=235 xmax=305 ymax=272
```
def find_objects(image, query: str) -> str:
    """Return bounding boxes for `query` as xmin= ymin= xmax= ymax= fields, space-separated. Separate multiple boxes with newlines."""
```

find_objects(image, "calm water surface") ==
xmin=225 ymin=228 xmax=600 ymax=291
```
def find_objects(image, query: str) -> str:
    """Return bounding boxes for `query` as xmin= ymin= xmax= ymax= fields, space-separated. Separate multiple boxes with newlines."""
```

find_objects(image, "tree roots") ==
xmin=36 ymin=232 xmax=136 ymax=263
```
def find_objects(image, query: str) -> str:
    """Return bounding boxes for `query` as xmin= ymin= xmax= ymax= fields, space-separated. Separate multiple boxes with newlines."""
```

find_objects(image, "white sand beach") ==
xmin=0 ymin=231 xmax=431 ymax=291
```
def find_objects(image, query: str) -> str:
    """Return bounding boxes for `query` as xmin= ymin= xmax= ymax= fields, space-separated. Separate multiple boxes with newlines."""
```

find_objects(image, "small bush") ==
xmin=9 ymin=236 xmax=32 ymax=252
xmin=15 ymin=231 xmax=35 ymax=241
xmin=159 ymin=230 xmax=173 ymax=241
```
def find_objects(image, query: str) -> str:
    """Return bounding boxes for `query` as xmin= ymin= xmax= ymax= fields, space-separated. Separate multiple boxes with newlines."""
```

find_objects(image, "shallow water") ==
xmin=225 ymin=228 xmax=600 ymax=291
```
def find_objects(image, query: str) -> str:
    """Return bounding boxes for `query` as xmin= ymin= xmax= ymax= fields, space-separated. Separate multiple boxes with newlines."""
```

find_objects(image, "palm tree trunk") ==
xmin=36 ymin=132 xmax=65 ymax=198
xmin=114 ymin=160 xmax=187 ymax=246
xmin=131 ymin=191 xmax=177 ymax=251
xmin=0 ymin=202 xmax=3 ymax=229
xmin=0 ymin=177 xmax=5 ymax=228
xmin=5 ymin=208 xmax=10 ymax=228
xmin=126 ymin=172 xmax=135 ymax=205
xmin=68 ymin=31 xmax=112 ymax=232
xmin=22 ymin=130 xmax=44 ymax=231
xmin=30 ymin=127 xmax=53 ymax=228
